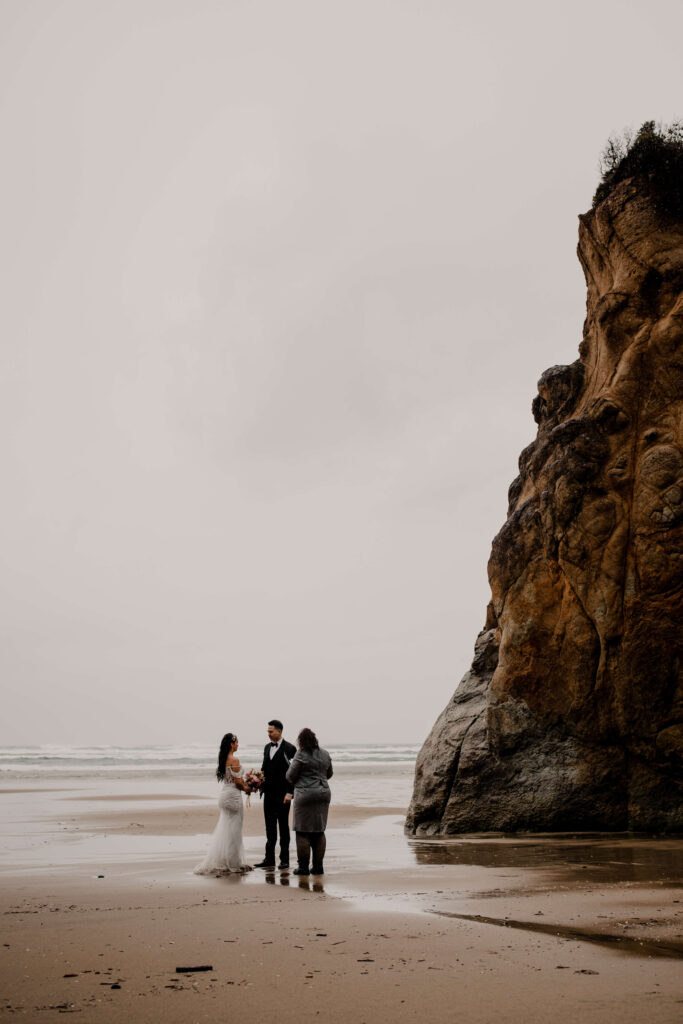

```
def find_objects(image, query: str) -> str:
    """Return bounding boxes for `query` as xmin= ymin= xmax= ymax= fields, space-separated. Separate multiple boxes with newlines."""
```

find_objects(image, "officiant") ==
xmin=254 ymin=719 xmax=297 ymax=870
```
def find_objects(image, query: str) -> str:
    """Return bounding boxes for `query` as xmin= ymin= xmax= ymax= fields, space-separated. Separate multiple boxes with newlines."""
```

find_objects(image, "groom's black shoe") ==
xmin=293 ymin=866 xmax=310 ymax=875
xmin=254 ymin=861 xmax=276 ymax=869
xmin=311 ymin=865 xmax=324 ymax=875
xmin=278 ymin=862 xmax=289 ymax=870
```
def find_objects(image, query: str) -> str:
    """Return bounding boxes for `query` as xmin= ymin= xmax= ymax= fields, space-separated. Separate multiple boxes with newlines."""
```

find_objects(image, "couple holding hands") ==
xmin=194 ymin=719 xmax=333 ymax=878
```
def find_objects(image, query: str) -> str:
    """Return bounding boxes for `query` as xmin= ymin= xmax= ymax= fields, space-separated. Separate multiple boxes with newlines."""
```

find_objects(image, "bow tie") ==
xmin=269 ymin=741 xmax=278 ymax=747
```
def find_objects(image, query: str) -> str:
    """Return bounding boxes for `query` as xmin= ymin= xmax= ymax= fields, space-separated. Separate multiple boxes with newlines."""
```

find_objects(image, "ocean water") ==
xmin=0 ymin=743 xmax=420 ymax=774
xmin=0 ymin=743 xmax=420 ymax=809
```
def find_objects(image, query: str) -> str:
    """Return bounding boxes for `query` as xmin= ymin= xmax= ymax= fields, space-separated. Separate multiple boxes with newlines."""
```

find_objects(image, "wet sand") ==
xmin=67 ymin=800 xmax=405 ymax=837
xmin=1 ymin=780 xmax=682 ymax=1022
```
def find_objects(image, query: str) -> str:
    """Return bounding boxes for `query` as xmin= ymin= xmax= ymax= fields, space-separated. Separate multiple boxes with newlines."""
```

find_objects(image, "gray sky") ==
xmin=1 ymin=0 xmax=681 ymax=747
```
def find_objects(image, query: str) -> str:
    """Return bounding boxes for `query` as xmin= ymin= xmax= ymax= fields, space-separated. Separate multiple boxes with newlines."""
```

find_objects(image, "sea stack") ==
xmin=407 ymin=174 xmax=683 ymax=834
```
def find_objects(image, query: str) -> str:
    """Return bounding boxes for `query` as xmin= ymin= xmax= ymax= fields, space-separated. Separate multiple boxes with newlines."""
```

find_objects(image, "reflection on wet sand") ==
xmin=429 ymin=909 xmax=683 ymax=959
xmin=297 ymin=878 xmax=325 ymax=893
xmin=265 ymin=871 xmax=290 ymax=887
xmin=401 ymin=833 xmax=683 ymax=961
xmin=410 ymin=834 xmax=683 ymax=886
xmin=262 ymin=869 xmax=324 ymax=892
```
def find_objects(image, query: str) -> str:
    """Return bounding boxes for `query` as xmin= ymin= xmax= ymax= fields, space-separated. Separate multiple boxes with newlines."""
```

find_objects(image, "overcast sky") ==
xmin=1 ymin=0 xmax=681 ymax=748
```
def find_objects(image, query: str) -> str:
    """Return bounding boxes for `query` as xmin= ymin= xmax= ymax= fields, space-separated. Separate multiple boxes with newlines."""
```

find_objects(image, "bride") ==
xmin=194 ymin=732 xmax=253 ymax=875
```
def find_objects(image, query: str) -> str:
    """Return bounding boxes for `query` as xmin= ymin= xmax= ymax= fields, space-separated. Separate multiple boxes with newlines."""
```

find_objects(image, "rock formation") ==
xmin=407 ymin=178 xmax=683 ymax=834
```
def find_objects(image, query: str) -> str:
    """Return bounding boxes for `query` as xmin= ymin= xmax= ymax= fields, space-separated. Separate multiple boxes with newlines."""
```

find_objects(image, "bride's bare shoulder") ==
xmin=227 ymin=755 xmax=241 ymax=769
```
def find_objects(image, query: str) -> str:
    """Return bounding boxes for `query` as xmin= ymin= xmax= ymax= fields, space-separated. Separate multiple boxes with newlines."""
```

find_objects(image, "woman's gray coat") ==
xmin=286 ymin=747 xmax=333 ymax=832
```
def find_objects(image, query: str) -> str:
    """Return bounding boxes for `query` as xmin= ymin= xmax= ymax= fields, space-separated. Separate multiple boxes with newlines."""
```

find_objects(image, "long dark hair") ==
xmin=216 ymin=733 xmax=236 ymax=781
xmin=297 ymin=727 xmax=319 ymax=752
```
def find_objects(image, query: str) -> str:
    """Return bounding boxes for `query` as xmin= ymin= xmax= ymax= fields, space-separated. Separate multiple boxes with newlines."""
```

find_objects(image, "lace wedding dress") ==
xmin=194 ymin=766 xmax=252 ymax=875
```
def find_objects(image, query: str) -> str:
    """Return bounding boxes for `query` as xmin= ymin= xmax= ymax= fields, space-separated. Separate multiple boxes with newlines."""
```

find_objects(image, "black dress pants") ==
xmin=263 ymin=792 xmax=291 ymax=864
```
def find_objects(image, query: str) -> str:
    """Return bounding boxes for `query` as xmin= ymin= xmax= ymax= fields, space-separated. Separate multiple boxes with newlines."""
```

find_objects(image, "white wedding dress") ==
xmin=194 ymin=766 xmax=252 ymax=875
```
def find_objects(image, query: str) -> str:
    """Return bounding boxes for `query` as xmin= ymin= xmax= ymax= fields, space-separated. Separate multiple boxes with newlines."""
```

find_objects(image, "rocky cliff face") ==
xmin=407 ymin=180 xmax=683 ymax=834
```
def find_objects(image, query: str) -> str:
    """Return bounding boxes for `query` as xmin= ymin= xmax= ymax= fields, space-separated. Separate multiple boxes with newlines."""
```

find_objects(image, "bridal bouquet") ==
xmin=244 ymin=769 xmax=265 ymax=793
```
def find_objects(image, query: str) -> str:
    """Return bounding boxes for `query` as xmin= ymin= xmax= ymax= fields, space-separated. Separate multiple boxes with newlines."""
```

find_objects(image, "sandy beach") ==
xmin=1 ymin=777 xmax=682 ymax=1023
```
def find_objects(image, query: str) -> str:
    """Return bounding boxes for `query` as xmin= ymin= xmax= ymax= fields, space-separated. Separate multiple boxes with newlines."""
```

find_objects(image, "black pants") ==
xmin=263 ymin=792 xmax=291 ymax=865
xmin=295 ymin=831 xmax=326 ymax=871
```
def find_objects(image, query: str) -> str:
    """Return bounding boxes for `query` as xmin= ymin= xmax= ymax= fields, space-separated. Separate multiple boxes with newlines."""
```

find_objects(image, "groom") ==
xmin=255 ymin=719 xmax=296 ymax=870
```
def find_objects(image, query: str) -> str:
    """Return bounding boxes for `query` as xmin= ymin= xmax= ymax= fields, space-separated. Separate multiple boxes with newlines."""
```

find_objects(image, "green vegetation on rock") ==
xmin=593 ymin=120 xmax=683 ymax=217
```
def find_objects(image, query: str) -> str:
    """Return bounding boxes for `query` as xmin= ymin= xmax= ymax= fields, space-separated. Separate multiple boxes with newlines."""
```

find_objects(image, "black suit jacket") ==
xmin=261 ymin=740 xmax=297 ymax=797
